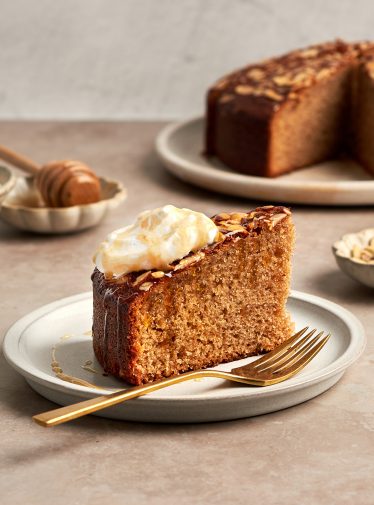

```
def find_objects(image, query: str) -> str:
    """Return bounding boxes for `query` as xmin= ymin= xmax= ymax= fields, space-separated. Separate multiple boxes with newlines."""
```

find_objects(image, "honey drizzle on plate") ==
xmin=50 ymin=334 xmax=104 ymax=390
xmin=81 ymin=360 xmax=101 ymax=375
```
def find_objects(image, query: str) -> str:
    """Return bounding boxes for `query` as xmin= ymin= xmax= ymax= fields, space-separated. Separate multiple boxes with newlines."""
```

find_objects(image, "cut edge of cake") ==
xmin=205 ymin=39 xmax=374 ymax=177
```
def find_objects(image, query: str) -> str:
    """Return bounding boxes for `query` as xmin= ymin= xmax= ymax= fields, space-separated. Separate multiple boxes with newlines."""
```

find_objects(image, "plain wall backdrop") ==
xmin=1 ymin=0 xmax=374 ymax=119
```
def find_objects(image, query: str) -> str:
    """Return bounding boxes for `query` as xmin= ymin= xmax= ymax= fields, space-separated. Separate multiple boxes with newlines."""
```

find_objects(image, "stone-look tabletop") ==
xmin=0 ymin=122 xmax=373 ymax=505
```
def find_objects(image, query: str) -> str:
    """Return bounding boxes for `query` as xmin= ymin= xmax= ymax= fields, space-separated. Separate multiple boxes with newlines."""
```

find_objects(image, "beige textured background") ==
xmin=1 ymin=0 xmax=374 ymax=119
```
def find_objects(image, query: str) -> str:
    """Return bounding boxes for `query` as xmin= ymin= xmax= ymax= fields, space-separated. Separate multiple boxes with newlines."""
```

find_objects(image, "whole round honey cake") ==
xmin=92 ymin=205 xmax=295 ymax=385
xmin=205 ymin=39 xmax=374 ymax=177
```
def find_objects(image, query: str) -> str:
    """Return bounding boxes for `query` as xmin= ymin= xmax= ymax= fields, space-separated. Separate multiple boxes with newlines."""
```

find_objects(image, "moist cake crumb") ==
xmin=92 ymin=206 xmax=295 ymax=385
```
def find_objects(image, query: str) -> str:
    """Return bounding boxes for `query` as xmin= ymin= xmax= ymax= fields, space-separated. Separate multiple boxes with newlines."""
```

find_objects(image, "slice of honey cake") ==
xmin=92 ymin=205 xmax=294 ymax=385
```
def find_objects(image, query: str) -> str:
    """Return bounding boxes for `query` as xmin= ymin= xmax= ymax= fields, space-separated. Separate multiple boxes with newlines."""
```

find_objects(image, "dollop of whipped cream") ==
xmin=93 ymin=205 xmax=220 ymax=277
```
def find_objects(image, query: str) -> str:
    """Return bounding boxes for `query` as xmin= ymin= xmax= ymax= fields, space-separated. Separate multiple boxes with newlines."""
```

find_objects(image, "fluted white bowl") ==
xmin=333 ymin=228 xmax=374 ymax=288
xmin=0 ymin=165 xmax=16 ymax=204
xmin=0 ymin=175 xmax=127 ymax=234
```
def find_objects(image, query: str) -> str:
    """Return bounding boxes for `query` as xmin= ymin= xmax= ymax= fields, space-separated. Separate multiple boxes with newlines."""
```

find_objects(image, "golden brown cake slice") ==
xmin=92 ymin=205 xmax=294 ymax=385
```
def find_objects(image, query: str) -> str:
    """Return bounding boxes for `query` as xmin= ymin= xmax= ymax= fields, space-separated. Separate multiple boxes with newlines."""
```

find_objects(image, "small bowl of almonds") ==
xmin=333 ymin=228 xmax=374 ymax=288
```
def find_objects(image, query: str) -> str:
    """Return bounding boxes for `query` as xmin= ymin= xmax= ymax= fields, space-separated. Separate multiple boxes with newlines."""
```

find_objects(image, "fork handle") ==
xmin=33 ymin=369 xmax=231 ymax=427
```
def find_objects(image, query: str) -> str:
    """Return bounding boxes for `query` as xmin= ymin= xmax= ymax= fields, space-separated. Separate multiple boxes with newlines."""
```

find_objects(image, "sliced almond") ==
xmin=246 ymin=68 xmax=266 ymax=81
xmin=219 ymin=223 xmax=246 ymax=233
xmin=361 ymin=251 xmax=373 ymax=262
xmin=270 ymin=213 xmax=288 ymax=228
xmin=316 ymin=68 xmax=332 ymax=80
xmin=351 ymin=245 xmax=362 ymax=259
xmin=292 ymin=72 xmax=309 ymax=85
xmin=350 ymin=240 xmax=374 ymax=263
xmin=133 ymin=271 xmax=150 ymax=286
xmin=173 ymin=252 xmax=205 ymax=271
xmin=235 ymin=85 xmax=254 ymax=95
xmin=299 ymin=48 xmax=318 ymax=58
xmin=364 ymin=245 xmax=374 ymax=255
xmin=112 ymin=274 xmax=129 ymax=284
xmin=230 ymin=212 xmax=248 ymax=221
xmin=214 ymin=212 xmax=231 ymax=221
xmin=214 ymin=231 xmax=225 ymax=242
xmin=273 ymin=75 xmax=293 ymax=87
xmin=151 ymin=271 xmax=165 ymax=279
xmin=139 ymin=282 xmax=153 ymax=291
xmin=263 ymin=88 xmax=283 ymax=101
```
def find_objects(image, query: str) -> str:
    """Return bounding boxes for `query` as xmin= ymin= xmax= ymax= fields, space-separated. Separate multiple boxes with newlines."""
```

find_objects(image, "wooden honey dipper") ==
xmin=0 ymin=144 xmax=101 ymax=207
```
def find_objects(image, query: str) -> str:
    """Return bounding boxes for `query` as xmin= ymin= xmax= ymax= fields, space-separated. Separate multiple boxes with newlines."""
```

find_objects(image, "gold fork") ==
xmin=33 ymin=327 xmax=330 ymax=427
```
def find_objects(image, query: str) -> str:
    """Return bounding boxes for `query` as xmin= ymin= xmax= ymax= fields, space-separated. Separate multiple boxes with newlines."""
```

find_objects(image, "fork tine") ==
xmin=267 ymin=332 xmax=324 ymax=373
xmin=273 ymin=333 xmax=331 ymax=377
xmin=256 ymin=330 xmax=323 ymax=372
xmin=252 ymin=326 xmax=310 ymax=368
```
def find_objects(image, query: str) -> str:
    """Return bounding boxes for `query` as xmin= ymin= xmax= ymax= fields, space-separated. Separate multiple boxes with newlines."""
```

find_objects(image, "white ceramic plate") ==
xmin=3 ymin=291 xmax=365 ymax=423
xmin=156 ymin=117 xmax=374 ymax=206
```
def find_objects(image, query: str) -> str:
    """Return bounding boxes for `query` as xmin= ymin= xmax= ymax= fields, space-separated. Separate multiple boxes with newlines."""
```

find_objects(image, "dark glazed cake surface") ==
xmin=205 ymin=40 xmax=374 ymax=177
xmin=92 ymin=206 xmax=294 ymax=385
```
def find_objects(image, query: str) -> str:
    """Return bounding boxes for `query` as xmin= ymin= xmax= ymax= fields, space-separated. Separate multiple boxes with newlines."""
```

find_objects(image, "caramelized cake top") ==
xmin=92 ymin=205 xmax=291 ymax=299
xmin=209 ymin=40 xmax=374 ymax=111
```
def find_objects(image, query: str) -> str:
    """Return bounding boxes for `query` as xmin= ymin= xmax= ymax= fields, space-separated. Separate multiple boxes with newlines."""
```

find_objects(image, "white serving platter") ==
xmin=156 ymin=117 xmax=374 ymax=206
